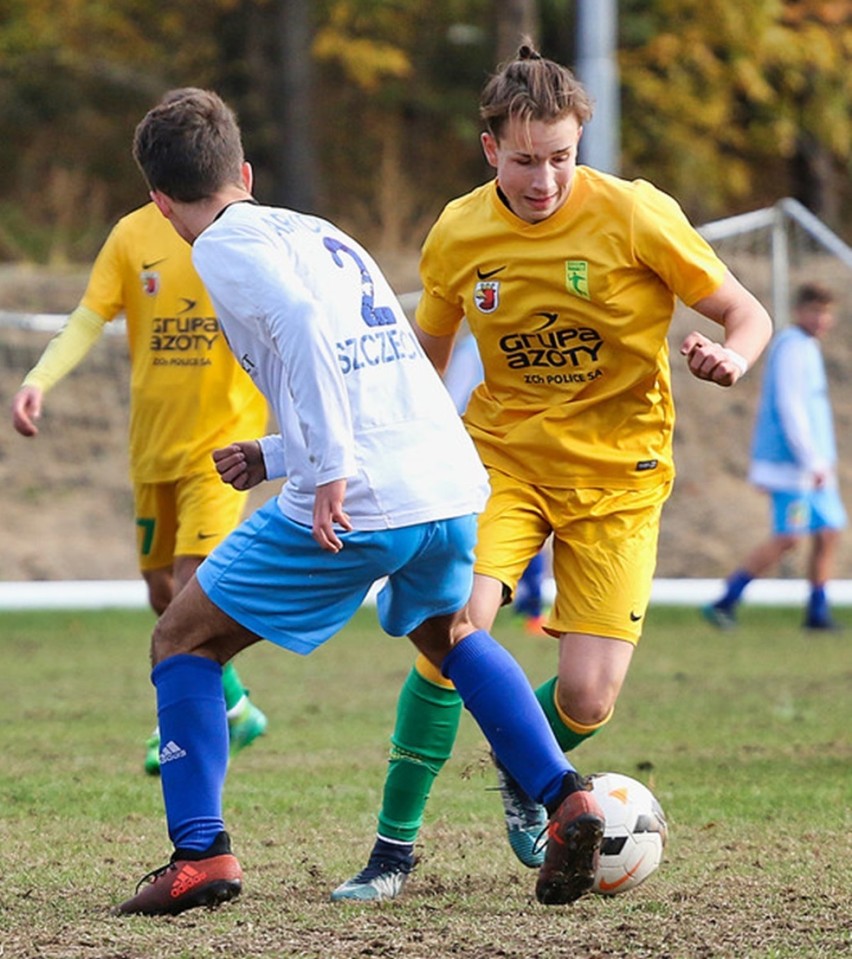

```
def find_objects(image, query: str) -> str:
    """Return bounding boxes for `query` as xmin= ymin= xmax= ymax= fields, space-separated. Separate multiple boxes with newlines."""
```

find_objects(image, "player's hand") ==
xmin=11 ymin=385 xmax=43 ymax=437
xmin=313 ymin=479 xmax=352 ymax=553
xmin=212 ymin=440 xmax=266 ymax=490
xmin=680 ymin=332 xmax=744 ymax=387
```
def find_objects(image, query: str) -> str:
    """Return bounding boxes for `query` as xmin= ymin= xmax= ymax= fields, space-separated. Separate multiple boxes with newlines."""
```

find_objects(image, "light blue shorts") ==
xmin=770 ymin=488 xmax=847 ymax=536
xmin=196 ymin=498 xmax=477 ymax=654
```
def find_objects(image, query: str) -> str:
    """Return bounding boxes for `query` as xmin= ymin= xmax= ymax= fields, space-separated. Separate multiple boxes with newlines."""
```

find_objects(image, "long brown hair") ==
xmin=479 ymin=39 xmax=594 ymax=141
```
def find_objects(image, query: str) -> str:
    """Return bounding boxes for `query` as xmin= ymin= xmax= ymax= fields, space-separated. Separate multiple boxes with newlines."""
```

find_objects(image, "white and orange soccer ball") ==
xmin=589 ymin=771 xmax=668 ymax=895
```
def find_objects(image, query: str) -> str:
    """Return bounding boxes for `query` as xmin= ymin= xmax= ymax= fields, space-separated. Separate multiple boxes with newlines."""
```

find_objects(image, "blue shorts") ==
xmin=770 ymin=488 xmax=847 ymax=536
xmin=196 ymin=498 xmax=477 ymax=654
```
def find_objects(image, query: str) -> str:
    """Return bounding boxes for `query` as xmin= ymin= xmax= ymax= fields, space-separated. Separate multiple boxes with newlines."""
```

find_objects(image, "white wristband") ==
xmin=723 ymin=347 xmax=749 ymax=376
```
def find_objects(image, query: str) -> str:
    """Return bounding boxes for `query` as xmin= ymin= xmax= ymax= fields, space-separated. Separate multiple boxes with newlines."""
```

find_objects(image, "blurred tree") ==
xmin=203 ymin=0 xmax=318 ymax=212
xmin=0 ymin=0 xmax=235 ymax=261
xmin=494 ymin=0 xmax=539 ymax=60
xmin=774 ymin=0 xmax=851 ymax=227
xmin=273 ymin=0 xmax=318 ymax=210
xmin=310 ymin=0 xmax=493 ymax=257
xmin=0 ymin=0 xmax=848 ymax=265
xmin=618 ymin=0 xmax=851 ymax=231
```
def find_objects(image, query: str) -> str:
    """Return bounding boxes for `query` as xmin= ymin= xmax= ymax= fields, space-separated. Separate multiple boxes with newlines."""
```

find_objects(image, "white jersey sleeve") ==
xmin=258 ymin=433 xmax=287 ymax=480
xmin=194 ymin=215 xmax=357 ymax=486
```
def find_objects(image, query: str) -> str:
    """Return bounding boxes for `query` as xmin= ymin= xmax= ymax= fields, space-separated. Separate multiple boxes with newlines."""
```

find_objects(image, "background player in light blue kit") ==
xmin=705 ymin=283 xmax=846 ymax=630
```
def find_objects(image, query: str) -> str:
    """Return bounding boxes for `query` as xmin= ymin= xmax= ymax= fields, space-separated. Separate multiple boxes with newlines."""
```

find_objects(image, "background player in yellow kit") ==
xmin=11 ymin=199 xmax=270 ymax=775
xmin=332 ymin=41 xmax=773 ymax=902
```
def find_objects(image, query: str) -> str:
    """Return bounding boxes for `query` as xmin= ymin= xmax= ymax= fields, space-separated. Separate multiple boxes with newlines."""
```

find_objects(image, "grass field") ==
xmin=1 ymin=604 xmax=850 ymax=959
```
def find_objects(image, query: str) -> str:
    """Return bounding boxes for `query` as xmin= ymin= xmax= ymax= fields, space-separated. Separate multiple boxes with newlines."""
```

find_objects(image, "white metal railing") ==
xmin=699 ymin=198 xmax=852 ymax=328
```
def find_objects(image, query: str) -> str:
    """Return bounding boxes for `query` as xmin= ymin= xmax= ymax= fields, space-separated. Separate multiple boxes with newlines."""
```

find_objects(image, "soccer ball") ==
xmin=589 ymin=771 xmax=668 ymax=895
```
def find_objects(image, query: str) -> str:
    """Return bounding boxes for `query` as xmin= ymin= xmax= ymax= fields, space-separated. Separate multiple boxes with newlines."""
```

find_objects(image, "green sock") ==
xmin=377 ymin=667 xmax=462 ymax=843
xmin=221 ymin=661 xmax=248 ymax=712
xmin=536 ymin=676 xmax=605 ymax=752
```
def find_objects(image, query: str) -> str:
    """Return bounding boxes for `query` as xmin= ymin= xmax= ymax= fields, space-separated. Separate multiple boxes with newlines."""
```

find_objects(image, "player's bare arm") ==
xmin=412 ymin=320 xmax=456 ymax=377
xmin=212 ymin=440 xmax=266 ymax=490
xmin=681 ymin=270 xmax=773 ymax=387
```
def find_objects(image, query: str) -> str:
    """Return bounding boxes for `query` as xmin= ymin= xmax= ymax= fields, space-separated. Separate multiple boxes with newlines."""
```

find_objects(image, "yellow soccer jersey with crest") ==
xmin=417 ymin=165 xmax=727 ymax=489
xmin=81 ymin=203 xmax=268 ymax=483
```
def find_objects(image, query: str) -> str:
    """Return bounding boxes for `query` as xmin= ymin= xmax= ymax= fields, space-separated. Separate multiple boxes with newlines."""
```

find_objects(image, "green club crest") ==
xmin=565 ymin=260 xmax=590 ymax=300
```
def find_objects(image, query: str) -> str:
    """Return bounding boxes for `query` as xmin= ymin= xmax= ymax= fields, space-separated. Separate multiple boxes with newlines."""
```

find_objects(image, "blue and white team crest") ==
xmin=474 ymin=281 xmax=500 ymax=314
xmin=141 ymin=269 xmax=160 ymax=296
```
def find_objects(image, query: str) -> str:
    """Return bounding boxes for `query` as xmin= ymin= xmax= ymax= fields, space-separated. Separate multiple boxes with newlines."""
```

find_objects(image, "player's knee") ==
xmin=143 ymin=571 xmax=174 ymax=617
xmin=819 ymin=528 xmax=841 ymax=547
xmin=776 ymin=533 xmax=800 ymax=554
xmin=149 ymin=621 xmax=172 ymax=666
xmin=148 ymin=592 xmax=169 ymax=617
xmin=150 ymin=613 xmax=194 ymax=666
xmin=556 ymin=684 xmax=615 ymax=728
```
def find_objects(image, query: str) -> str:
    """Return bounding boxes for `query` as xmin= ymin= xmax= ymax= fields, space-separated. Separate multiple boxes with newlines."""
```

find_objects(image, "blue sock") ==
xmin=441 ymin=629 xmax=571 ymax=808
xmin=515 ymin=553 xmax=544 ymax=617
xmin=808 ymin=585 xmax=828 ymax=622
xmin=153 ymin=654 xmax=229 ymax=852
xmin=717 ymin=569 xmax=752 ymax=609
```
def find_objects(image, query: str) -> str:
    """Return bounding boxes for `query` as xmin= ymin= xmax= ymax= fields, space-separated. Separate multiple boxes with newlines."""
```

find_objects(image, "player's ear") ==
xmin=481 ymin=131 xmax=499 ymax=169
xmin=240 ymin=161 xmax=253 ymax=194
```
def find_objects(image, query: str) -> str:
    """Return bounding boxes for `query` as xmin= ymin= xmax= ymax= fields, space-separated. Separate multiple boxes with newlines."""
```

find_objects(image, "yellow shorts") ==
xmin=133 ymin=471 xmax=250 ymax=572
xmin=475 ymin=468 xmax=673 ymax=644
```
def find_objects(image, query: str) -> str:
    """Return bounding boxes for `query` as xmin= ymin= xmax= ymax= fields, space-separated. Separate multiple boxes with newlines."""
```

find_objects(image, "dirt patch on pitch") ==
xmin=2 ymin=868 xmax=846 ymax=959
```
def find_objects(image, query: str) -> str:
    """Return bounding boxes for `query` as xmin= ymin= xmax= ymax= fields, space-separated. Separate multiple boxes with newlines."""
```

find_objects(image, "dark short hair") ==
xmin=480 ymin=39 xmax=594 ymax=140
xmin=133 ymin=89 xmax=244 ymax=202
xmin=795 ymin=283 xmax=835 ymax=308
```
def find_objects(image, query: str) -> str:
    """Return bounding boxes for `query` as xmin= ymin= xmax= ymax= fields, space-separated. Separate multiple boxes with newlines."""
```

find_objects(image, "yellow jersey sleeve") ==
xmin=22 ymin=305 xmax=106 ymax=392
xmin=630 ymin=180 xmax=726 ymax=307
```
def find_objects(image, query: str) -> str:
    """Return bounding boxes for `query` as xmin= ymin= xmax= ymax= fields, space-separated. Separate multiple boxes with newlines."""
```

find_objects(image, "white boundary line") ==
xmin=2 ymin=578 xmax=851 ymax=611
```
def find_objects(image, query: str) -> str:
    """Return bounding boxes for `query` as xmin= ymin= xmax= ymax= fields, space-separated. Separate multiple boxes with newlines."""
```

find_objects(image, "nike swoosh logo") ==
xmin=476 ymin=266 xmax=506 ymax=280
xmin=597 ymin=855 xmax=646 ymax=892
xmin=142 ymin=258 xmax=167 ymax=270
xmin=630 ymin=611 xmax=642 ymax=622
xmin=533 ymin=312 xmax=559 ymax=331
xmin=197 ymin=532 xmax=218 ymax=540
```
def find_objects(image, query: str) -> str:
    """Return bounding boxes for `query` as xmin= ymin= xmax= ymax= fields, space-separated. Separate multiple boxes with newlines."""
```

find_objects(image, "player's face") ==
xmin=481 ymin=114 xmax=582 ymax=224
xmin=797 ymin=302 xmax=835 ymax=339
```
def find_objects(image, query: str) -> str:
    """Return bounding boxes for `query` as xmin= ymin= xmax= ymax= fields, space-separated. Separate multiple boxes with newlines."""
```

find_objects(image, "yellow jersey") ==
xmin=81 ymin=203 xmax=268 ymax=482
xmin=417 ymin=166 xmax=726 ymax=489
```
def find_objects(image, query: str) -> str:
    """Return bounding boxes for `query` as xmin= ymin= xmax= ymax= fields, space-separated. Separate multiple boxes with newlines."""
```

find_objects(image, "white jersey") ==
xmin=192 ymin=201 xmax=489 ymax=529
